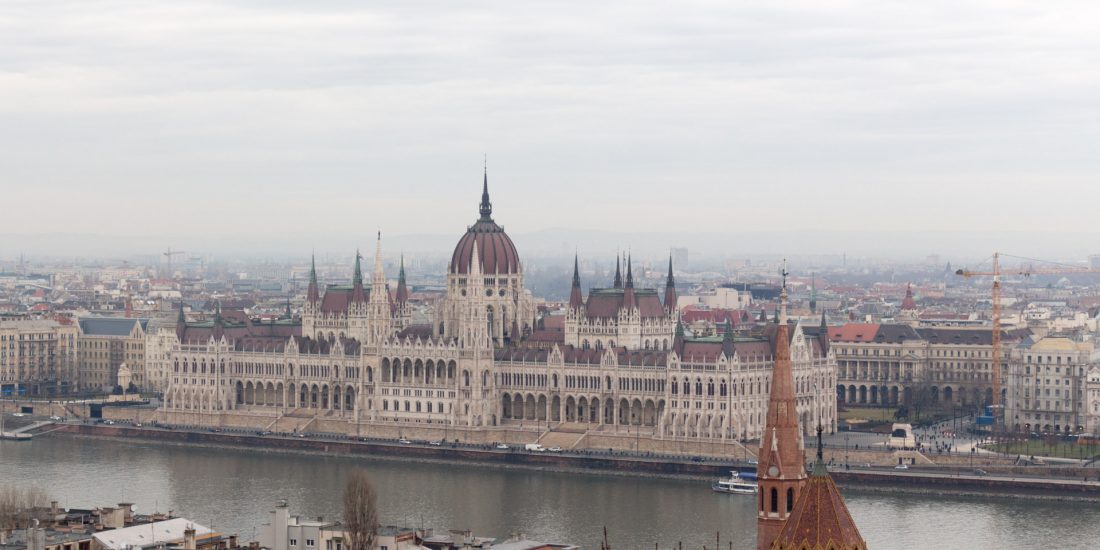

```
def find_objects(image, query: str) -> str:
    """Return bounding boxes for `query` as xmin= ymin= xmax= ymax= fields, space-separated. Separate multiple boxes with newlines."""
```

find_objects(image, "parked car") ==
xmin=429 ymin=440 xmax=442 ymax=446
xmin=398 ymin=438 xmax=412 ymax=444
xmin=12 ymin=412 xmax=26 ymax=417
xmin=48 ymin=415 xmax=63 ymax=421
xmin=548 ymin=446 xmax=563 ymax=452
xmin=895 ymin=464 xmax=909 ymax=470
xmin=974 ymin=469 xmax=988 ymax=476
xmin=495 ymin=443 xmax=510 ymax=450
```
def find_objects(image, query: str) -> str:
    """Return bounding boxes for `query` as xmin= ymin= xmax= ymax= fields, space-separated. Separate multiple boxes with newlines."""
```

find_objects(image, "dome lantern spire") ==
xmin=479 ymin=163 xmax=493 ymax=221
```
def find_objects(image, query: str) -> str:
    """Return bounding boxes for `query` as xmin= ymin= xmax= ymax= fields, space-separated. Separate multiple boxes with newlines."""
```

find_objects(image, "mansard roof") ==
xmin=78 ymin=317 xmax=148 ymax=336
xmin=584 ymin=288 xmax=666 ymax=319
xmin=916 ymin=326 xmax=1031 ymax=346
xmin=829 ymin=323 xmax=920 ymax=344
xmin=177 ymin=311 xmax=301 ymax=345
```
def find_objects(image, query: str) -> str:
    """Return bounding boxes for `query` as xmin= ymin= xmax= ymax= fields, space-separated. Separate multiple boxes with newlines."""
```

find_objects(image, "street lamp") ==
xmin=845 ymin=432 xmax=850 ymax=469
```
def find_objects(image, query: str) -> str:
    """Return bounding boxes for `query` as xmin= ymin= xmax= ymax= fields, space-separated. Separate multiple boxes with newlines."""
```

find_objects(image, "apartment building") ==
xmin=77 ymin=318 xmax=148 ymax=392
xmin=0 ymin=318 xmax=79 ymax=397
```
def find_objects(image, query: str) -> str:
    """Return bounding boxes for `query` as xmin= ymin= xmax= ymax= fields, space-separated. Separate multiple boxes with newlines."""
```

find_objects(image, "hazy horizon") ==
xmin=4 ymin=1 xmax=1100 ymax=262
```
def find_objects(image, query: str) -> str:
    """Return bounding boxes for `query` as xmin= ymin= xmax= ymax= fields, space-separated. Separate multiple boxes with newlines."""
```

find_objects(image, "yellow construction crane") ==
xmin=956 ymin=253 xmax=1100 ymax=423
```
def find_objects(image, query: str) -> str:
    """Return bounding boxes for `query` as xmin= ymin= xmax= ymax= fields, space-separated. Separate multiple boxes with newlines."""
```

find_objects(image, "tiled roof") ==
xmin=917 ymin=327 xmax=1030 ymax=346
xmin=772 ymin=462 xmax=867 ymax=550
xmin=828 ymin=323 xmax=880 ymax=343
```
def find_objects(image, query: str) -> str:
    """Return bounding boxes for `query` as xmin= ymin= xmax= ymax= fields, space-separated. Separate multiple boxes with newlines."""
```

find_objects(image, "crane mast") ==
xmin=957 ymin=253 xmax=1100 ymax=430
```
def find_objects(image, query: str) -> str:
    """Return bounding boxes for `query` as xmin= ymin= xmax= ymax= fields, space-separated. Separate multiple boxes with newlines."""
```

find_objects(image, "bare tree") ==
xmin=342 ymin=471 xmax=379 ymax=550
xmin=0 ymin=485 xmax=51 ymax=532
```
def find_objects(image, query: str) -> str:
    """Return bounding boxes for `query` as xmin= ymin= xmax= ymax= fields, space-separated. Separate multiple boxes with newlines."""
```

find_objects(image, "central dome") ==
xmin=449 ymin=174 xmax=521 ymax=275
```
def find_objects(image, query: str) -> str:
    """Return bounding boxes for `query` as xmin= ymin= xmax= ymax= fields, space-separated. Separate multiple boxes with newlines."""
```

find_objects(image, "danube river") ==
xmin=2 ymin=436 xmax=1097 ymax=549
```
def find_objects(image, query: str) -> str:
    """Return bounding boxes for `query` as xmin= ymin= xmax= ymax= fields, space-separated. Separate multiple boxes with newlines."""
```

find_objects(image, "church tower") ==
xmin=771 ymin=426 xmax=867 ymax=550
xmin=757 ymin=272 xmax=809 ymax=550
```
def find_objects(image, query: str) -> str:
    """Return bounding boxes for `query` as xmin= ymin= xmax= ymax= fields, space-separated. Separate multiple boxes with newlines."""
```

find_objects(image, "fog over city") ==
xmin=3 ymin=0 xmax=1100 ymax=262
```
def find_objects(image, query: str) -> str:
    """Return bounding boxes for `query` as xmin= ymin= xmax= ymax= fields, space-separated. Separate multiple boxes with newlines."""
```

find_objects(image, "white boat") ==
xmin=712 ymin=471 xmax=758 ymax=494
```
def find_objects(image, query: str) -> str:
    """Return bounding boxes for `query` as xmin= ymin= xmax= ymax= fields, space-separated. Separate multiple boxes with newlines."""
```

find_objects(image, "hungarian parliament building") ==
xmin=156 ymin=178 xmax=837 ymax=450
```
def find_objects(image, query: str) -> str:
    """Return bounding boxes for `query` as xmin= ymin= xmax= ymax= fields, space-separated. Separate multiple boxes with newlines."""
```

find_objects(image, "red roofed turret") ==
xmin=901 ymin=283 xmax=917 ymax=310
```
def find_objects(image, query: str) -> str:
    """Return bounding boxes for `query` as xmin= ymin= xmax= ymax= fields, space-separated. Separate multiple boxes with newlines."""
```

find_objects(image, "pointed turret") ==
xmin=819 ymin=310 xmax=830 ymax=355
xmin=809 ymin=272 xmax=817 ymax=314
xmin=613 ymin=255 xmax=622 ymax=289
xmin=759 ymin=308 xmax=768 ymax=323
xmin=396 ymin=255 xmax=409 ymax=305
xmin=175 ymin=300 xmax=186 ymax=341
xmin=212 ymin=301 xmax=225 ymax=340
xmin=673 ymin=318 xmax=685 ymax=354
xmin=623 ymin=254 xmax=636 ymax=311
xmin=625 ymin=254 xmax=634 ymax=288
xmin=901 ymin=283 xmax=917 ymax=310
xmin=479 ymin=168 xmax=493 ymax=222
xmin=664 ymin=255 xmax=678 ymax=312
xmin=756 ymin=283 xmax=808 ymax=550
xmin=285 ymin=296 xmax=292 ymax=318
xmin=569 ymin=254 xmax=584 ymax=309
xmin=722 ymin=321 xmax=735 ymax=358
xmin=307 ymin=253 xmax=320 ymax=303
xmin=351 ymin=249 xmax=367 ymax=304
xmin=371 ymin=232 xmax=387 ymax=297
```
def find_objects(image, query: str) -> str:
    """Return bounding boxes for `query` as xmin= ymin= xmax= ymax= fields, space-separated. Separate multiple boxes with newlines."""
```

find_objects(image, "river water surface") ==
xmin=2 ymin=436 xmax=1097 ymax=549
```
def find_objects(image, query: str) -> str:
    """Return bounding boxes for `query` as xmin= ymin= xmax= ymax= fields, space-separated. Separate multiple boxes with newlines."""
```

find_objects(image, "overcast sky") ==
xmin=3 ymin=1 xmax=1099 ymax=246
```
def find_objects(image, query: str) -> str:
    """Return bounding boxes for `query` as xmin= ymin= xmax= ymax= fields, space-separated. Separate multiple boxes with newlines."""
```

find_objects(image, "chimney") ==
xmin=184 ymin=526 xmax=197 ymax=550
xmin=51 ymin=502 xmax=59 ymax=516
xmin=28 ymin=523 xmax=46 ymax=550
xmin=119 ymin=503 xmax=134 ymax=524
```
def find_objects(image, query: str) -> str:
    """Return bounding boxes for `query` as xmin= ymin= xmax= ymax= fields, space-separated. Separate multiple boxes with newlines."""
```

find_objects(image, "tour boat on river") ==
xmin=711 ymin=470 xmax=758 ymax=494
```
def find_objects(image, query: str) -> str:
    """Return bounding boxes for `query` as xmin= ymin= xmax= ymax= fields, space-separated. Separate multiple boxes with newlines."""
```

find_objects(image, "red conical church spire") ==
xmin=757 ymin=263 xmax=808 ymax=550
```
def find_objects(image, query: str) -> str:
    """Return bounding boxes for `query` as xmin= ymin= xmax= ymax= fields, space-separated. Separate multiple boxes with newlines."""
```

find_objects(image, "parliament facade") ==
xmin=158 ymin=177 xmax=837 ymax=453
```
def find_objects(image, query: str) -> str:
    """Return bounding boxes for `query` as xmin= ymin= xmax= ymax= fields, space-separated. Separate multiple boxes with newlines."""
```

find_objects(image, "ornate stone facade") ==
xmin=159 ymin=177 xmax=837 ymax=451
